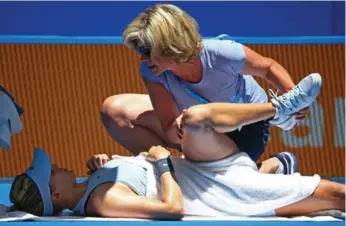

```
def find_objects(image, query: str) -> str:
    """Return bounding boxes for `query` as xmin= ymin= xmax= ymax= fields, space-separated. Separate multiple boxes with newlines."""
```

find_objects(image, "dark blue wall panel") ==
xmin=0 ymin=1 xmax=344 ymax=37
xmin=332 ymin=1 xmax=345 ymax=36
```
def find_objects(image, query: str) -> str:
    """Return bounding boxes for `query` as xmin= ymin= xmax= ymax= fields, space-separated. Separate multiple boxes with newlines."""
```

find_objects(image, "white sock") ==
xmin=275 ymin=159 xmax=284 ymax=174
xmin=309 ymin=210 xmax=345 ymax=220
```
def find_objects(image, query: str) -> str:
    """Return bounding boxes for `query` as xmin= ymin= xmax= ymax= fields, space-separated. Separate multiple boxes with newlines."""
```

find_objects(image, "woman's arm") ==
xmin=144 ymin=79 xmax=182 ymax=144
xmin=88 ymin=146 xmax=184 ymax=220
xmin=90 ymin=184 xmax=184 ymax=220
xmin=241 ymin=45 xmax=295 ymax=93
xmin=240 ymin=45 xmax=309 ymax=119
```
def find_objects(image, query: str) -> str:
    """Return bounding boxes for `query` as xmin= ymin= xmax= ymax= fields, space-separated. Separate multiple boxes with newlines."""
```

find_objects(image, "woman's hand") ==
xmin=294 ymin=106 xmax=309 ymax=121
xmin=174 ymin=114 xmax=184 ymax=140
xmin=86 ymin=154 xmax=110 ymax=174
xmin=141 ymin=145 xmax=171 ymax=162
xmin=173 ymin=108 xmax=201 ymax=140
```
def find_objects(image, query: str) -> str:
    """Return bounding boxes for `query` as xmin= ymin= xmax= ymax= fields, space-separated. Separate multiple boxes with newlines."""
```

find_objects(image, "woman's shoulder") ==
xmin=202 ymin=39 xmax=246 ymax=74
xmin=202 ymin=39 xmax=245 ymax=61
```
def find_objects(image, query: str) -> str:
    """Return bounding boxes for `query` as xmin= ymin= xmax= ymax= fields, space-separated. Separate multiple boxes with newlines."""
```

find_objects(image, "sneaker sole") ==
xmin=308 ymin=73 xmax=322 ymax=97
xmin=271 ymin=115 xmax=297 ymax=130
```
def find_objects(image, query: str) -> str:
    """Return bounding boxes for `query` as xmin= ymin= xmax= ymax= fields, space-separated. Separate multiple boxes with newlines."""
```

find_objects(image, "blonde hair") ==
xmin=8 ymin=174 xmax=44 ymax=216
xmin=123 ymin=4 xmax=202 ymax=63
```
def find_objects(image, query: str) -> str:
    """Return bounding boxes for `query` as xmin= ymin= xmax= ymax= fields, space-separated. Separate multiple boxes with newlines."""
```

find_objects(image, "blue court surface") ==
xmin=0 ymin=222 xmax=345 ymax=226
xmin=0 ymin=178 xmax=344 ymax=226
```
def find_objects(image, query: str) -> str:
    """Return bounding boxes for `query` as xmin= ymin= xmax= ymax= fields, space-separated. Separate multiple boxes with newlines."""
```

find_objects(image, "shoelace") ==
xmin=269 ymin=87 xmax=305 ymax=112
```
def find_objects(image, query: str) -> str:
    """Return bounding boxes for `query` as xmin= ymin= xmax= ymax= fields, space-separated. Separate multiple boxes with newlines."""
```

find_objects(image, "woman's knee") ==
xmin=100 ymin=94 xmax=133 ymax=128
xmin=182 ymin=105 xmax=212 ymax=130
xmin=314 ymin=179 xmax=346 ymax=200
xmin=324 ymin=180 xmax=345 ymax=199
xmin=101 ymin=95 xmax=128 ymax=117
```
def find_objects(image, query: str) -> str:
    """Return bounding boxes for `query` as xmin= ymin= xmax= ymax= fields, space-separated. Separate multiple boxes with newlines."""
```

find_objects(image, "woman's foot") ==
xmin=269 ymin=73 xmax=322 ymax=130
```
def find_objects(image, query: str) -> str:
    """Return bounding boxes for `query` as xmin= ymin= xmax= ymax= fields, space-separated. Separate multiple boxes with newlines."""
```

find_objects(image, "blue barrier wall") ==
xmin=0 ymin=1 xmax=344 ymax=37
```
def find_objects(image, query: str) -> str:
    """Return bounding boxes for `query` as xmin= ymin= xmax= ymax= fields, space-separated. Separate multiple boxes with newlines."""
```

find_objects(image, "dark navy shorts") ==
xmin=225 ymin=120 xmax=270 ymax=161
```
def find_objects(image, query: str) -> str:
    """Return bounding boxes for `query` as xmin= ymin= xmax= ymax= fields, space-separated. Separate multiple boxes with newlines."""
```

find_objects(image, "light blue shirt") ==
xmin=72 ymin=159 xmax=147 ymax=215
xmin=140 ymin=39 xmax=268 ymax=112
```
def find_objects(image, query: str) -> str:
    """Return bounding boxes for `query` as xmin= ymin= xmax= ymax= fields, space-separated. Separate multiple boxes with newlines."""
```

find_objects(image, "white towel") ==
xmin=112 ymin=153 xmax=323 ymax=217
xmin=0 ymin=89 xmax=24 ymax=152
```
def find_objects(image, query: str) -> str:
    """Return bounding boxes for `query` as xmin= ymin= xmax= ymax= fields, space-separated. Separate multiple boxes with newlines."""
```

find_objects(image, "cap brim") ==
xmin=24 ymin=148 xmax=54 ymax=216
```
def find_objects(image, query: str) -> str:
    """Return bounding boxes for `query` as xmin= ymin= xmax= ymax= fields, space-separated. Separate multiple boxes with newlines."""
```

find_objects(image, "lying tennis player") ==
xmin=8 ymin=74 xmax=345 ymax=220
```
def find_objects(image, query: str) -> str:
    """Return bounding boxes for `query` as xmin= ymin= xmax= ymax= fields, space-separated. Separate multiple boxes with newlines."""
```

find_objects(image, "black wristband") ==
xmin=154 ymin=157 xmax=175 ymax=176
